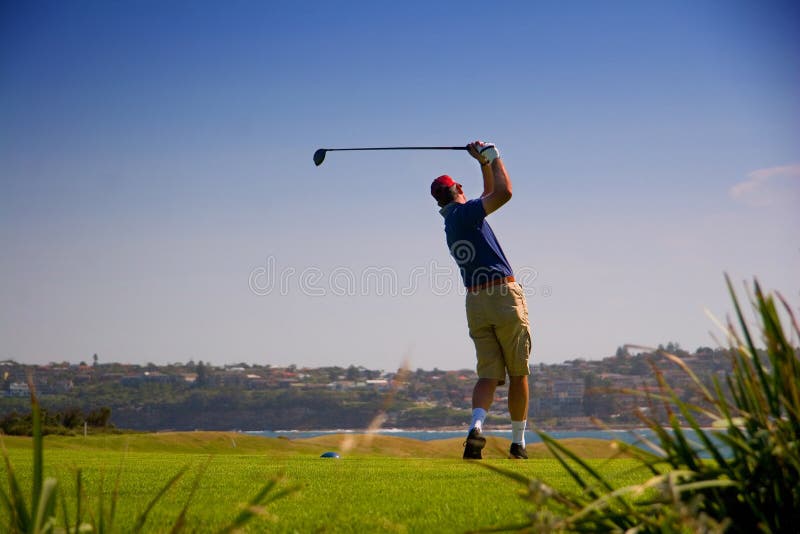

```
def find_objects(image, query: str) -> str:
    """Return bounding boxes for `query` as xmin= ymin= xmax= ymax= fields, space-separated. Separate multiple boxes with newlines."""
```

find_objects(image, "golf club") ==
xmin=313 ymin=145 xmax=468 ymax=166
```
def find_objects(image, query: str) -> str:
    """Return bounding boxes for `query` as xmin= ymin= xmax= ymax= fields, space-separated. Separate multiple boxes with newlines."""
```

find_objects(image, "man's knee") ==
xmin=508 ymin=376 xmax=529 ymax=393
xmin=477 ymin=377 xmax=501 ymax=385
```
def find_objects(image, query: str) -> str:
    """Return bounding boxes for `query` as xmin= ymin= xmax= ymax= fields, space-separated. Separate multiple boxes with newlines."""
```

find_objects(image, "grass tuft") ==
xmin=480 ymin=276 xmax=800 ymax=533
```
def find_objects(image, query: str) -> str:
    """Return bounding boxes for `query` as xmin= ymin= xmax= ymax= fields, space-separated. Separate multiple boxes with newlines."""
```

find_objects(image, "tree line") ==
xmin=1 ymin=406 xmax=113 ymax=436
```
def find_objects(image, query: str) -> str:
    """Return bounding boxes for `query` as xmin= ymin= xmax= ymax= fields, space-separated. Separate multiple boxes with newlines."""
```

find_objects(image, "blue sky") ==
xmin=1 ymin=1 xmax=798 ymax=370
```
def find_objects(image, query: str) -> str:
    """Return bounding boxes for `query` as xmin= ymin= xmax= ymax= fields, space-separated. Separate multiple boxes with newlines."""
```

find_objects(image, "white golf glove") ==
xmin=478 ymin=142 xmax=500 ymax=164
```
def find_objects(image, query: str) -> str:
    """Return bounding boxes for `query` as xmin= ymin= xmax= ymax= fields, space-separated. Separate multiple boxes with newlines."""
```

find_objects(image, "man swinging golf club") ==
xmin=430 ymin=141 xmax=532 ymax=460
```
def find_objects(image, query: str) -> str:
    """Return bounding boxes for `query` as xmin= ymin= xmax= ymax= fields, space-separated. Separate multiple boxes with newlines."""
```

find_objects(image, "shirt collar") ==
xmin=439 ymin=202 xmax=458 ymax=217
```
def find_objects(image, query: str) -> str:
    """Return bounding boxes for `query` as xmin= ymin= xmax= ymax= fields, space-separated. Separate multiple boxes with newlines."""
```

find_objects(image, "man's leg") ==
xmin=469 ymin=378 xmax=498 ymax=431
xmin=465 ymin=291 xmax=504 ymax=458
xmin=508 ymin=375 xmax=529 ymax=458
xmin=473 ymin=378 xmax=499 ymax=411
xmin=508 ymin=375 xmax=529 ymax=421
xmin=463 ymin=378 xmax=498 ymax=459
xmin=491 ymin=283 xmax=532 ymax=457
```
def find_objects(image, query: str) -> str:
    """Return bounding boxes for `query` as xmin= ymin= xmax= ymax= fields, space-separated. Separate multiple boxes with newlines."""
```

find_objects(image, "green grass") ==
xmin=1 ymin=432 xmax=650 ymax=532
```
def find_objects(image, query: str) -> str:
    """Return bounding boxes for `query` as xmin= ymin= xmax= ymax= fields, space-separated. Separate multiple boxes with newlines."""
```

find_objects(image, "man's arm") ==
xmin=482 ymin=158 xmax=512 ymax=214
xmin=468 ymin=141 xmax=512 ymax=215
xmin=480 ymin=160 xmax=492 ymax=197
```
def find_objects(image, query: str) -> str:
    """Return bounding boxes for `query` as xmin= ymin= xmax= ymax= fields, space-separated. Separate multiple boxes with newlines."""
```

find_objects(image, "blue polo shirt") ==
xmin=439 ymin=199 xmax=514 ymax=288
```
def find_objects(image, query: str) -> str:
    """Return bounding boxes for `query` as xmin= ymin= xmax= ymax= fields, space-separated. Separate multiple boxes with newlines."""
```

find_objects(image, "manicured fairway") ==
xmin=1 ymin=433 xmax=650 ymax=532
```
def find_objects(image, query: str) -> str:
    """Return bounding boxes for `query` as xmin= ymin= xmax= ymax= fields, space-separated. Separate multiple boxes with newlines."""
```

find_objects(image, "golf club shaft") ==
xmin=324 ymin=146 xmax=467 ymax=152
xmin=314 ymin=145 xmax=469 ymax=166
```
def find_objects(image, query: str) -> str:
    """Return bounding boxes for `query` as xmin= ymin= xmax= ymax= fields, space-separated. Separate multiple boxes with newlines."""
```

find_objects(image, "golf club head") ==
xmin=313 ymin=149 xmax=327 ymax=166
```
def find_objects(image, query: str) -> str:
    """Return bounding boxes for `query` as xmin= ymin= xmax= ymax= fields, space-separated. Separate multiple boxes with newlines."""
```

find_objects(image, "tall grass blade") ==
xmin=132 ymin=465 xmax=189 ymax=533
xmin=2 ymin=437 xmax=31 ymax=530
xmin=0 ymin=484 xmax=13 ymax=523
xmin=57 ymin=475 xmax=72 ymax=534
xmin=727 ymin=276 xmax=777 ymax=414
xmin=168 ymin=457 xmax=211 ymax=534
xmin=218 ymin=475 xmax=300 ymax=534
xmin=106 ymin=456 xmax=125 ymax=533
xmin=536 ymin=430 xmax=618 ymax=498
xmin=219 ymin=479 xmax=277 ymax=533
xmin=75 ymin=469 xmax=83 ymax=534
xmin=479 ymin=462 xmax=580 ymax=510
xmin=478 ymin=462 xmax=534 ymax=487
xmin=30 ymin=381 xmax=43 ymax=518
xmin=32 ymin=477 xmax=57 ymax=534
xmin=96 ymin=473 xmax=104 ymax=534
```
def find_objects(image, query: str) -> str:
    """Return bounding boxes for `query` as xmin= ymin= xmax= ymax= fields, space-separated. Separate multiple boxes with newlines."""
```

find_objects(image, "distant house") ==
xmin=73 ymin=373 xmax=93 ymax=384
xmin=120 ymin=375 xmax=143 ymax=387
xmin=245 ymin=374 xmax=268 ymax=389
xmin=327 ymin=380 xmax=361 ymax=391
xmin=120 ymin=371 xmax=178 ymax=386
xmin=7 ymin=382 xmax=30 ymax=397
xmin=142 ymin=371 xmax=175 ymax=384
xmin=365 ymin=379 xmax=389 ymax=389
xmin=38 ymin=379 xmax=74 ymax=395
xmin=533 ymin=379 xmax=585 ymax=418
xmin=550 ymin=380 xmax=585 ymax=399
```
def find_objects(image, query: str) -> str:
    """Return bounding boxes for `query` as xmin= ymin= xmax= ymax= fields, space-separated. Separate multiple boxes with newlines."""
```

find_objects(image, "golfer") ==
xmin=430 ymin=141 xmax=531 ymax=459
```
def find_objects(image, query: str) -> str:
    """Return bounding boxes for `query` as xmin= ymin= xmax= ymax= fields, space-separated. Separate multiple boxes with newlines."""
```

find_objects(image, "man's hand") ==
xmin=468 ymin=141 xmax=500 ymax=165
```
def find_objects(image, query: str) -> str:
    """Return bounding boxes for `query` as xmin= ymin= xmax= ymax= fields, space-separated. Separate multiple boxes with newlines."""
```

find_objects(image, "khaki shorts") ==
xmin=465 ymin=281 xmax=532 ymax=384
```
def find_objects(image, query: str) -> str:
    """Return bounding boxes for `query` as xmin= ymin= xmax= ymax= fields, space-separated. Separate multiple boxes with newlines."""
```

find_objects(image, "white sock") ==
xmin=511 ymin=420 xmax=527 ymax=446
xmin=470 ymin=408 xmax=487 ymax=432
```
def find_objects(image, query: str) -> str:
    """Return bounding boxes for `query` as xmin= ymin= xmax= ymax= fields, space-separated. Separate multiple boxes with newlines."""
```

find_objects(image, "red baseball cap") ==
xmin=431 ymin=175 xmax=457 ymax=202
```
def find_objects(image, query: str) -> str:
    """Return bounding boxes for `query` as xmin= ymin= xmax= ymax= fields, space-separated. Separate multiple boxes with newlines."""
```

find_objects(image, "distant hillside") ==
xmin=1 ymin=345 xmax=736 ymax=431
